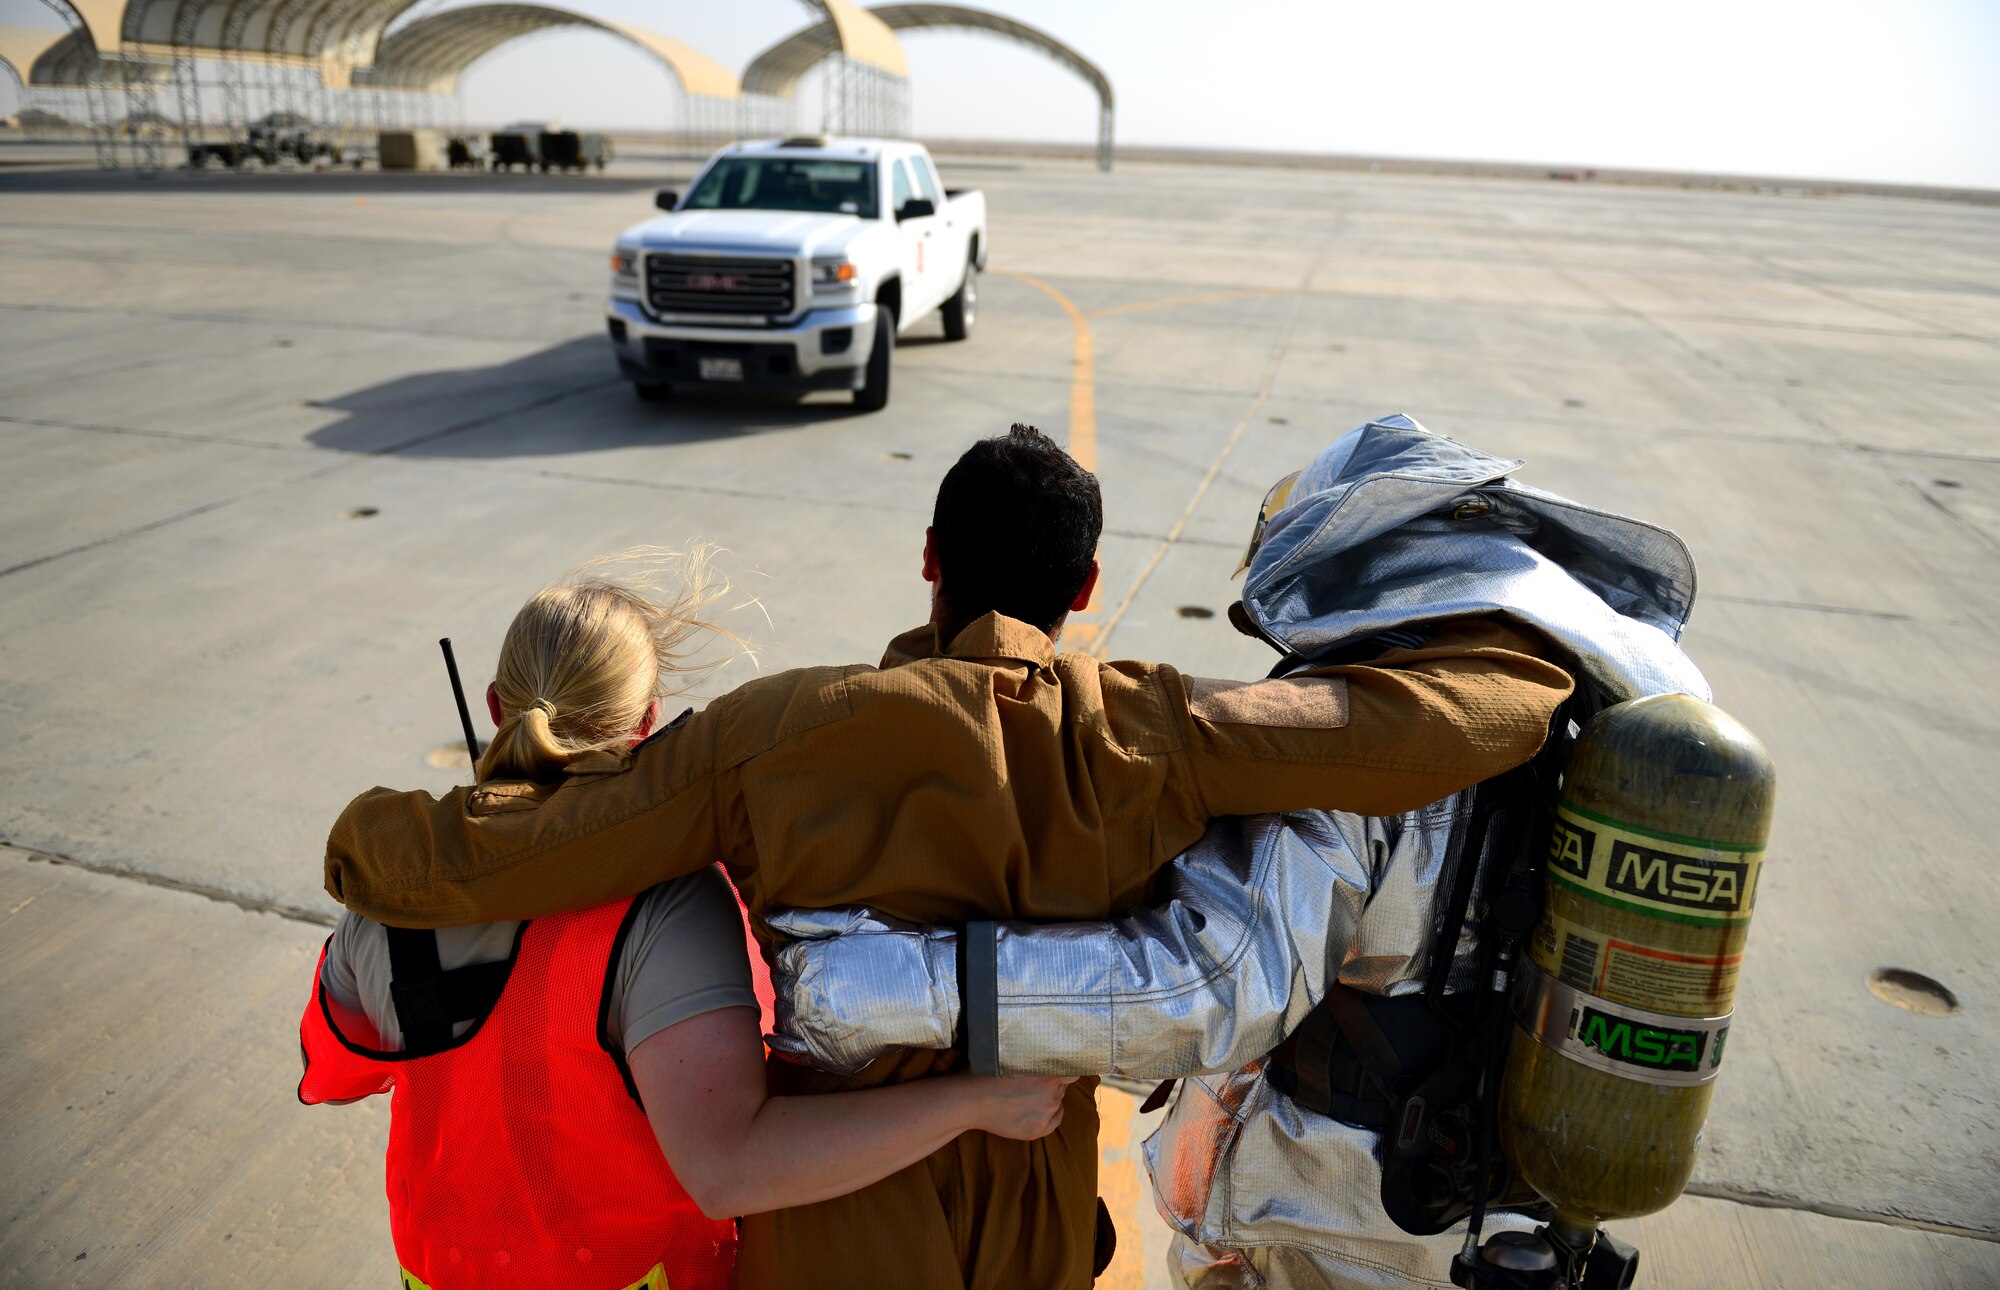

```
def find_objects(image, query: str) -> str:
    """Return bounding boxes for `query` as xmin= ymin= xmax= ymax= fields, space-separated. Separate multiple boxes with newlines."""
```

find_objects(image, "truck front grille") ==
xmin=644 ymin=254 xmax=796 ymax=318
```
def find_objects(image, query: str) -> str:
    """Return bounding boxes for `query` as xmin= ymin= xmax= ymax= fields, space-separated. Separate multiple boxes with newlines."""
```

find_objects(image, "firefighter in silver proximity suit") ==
xmin=765 ymin=415 xmax=1711 ymax=1290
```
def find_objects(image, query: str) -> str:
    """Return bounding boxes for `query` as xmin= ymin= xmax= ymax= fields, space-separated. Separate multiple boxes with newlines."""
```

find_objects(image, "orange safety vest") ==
xmin=299 ymin=896 xmax=739 ymax=1289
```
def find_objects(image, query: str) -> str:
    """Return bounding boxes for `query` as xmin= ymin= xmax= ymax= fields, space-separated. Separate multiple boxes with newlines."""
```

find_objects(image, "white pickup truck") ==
xmin=606 ymin=136 xmax=986 ymax=411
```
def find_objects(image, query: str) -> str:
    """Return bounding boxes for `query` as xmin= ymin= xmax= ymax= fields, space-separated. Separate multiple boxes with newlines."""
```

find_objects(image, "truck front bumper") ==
xmin=605 ymin=297 xmax=878 ymax=392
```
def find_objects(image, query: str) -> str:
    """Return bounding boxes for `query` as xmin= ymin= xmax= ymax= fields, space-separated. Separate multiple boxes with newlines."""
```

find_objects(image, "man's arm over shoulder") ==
xmin=323 ymin=701 xmax=732 ymax=928
xmin=1171 ymin=618 xmax=1572 ymax=820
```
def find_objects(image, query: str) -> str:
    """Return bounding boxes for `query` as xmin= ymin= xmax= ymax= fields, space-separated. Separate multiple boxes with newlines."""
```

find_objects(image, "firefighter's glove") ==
xmin=764 ymin=906 xmax=962 ymax=1075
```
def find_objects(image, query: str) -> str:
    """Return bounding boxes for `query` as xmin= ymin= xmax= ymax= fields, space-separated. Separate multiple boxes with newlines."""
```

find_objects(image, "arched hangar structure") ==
xmin=2 ymin=23 xmax=168 ymax=139
xmin=26 ymin=0 xmax=904 ymax=166
xmin=744 ymin=3 xmax=1113 ymax=170
xmin=355 ymin=3 xmax=741 ymax=138
xmin=0 ymin=25 xmax=78 ymax=87
xmin=19 ymin=0 xmax=1111 ymax=177
xmin=361 ymin=5 xmax=736 ymax=95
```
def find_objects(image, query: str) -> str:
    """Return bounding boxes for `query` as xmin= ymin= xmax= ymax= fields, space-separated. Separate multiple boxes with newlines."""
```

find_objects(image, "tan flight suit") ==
xmin=325 ymin=613 xmax=1572 ymax=1290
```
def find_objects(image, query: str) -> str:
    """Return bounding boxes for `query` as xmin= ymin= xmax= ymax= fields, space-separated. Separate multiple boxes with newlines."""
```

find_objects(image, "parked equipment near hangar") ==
xmin=188 ymin=112 xmax=343 ymax=169
xmin=446 ymin=137 xmax=484 ymax=170
xmin=186 ymin=140 xmax=247 ymax=169
xmin=488 ymin=129 xmax=541 ymax=172
xmin=378 ymin=130 xmax=446 ymax=171
xmin=540 ymin=131 xmax=612 ymax=173
xmin=487 ymin=125 xmax=610 ymax=173
xmin=248 ymin=112 xmax=338 ymax=166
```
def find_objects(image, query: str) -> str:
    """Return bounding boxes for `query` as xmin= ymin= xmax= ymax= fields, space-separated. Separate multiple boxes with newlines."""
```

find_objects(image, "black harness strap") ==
xmin=386 ymin=927 xmax=511 ymax=1057
xmin=597 ymin=896 xmax=653 ymax=1109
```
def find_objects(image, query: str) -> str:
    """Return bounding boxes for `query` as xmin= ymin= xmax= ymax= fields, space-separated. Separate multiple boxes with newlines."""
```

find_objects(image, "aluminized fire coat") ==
xmin=768 ymin=415 xmax=1709 ymax=1289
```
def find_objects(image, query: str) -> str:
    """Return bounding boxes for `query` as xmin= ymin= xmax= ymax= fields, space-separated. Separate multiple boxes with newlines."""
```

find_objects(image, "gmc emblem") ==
xmin=686 ymin=273 xmax=740 ymax=291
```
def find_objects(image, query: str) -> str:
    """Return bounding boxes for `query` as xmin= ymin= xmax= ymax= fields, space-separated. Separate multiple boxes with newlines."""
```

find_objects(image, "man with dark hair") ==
xmin=927 ymin=424 xmax=1104 ymax=639
xmin=324 ymin=425 xmax=1573 ymax=1289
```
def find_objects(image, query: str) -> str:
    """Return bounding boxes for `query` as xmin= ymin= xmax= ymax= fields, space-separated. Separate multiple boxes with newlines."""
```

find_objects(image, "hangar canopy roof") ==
xmin=69 ymin=0 xmax=896 ymax=82
xmin=0 ymin=25 xmax=69 ymax=83
xmin=742 ymin=2 xmax=1110 ymax=112
xmin=362 ymin=3 xmax=739 ymax=96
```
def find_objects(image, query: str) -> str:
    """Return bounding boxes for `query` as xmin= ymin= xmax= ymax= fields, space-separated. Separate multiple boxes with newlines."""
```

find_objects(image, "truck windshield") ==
xmin=683 ymin=158 xmax=879 ymax=219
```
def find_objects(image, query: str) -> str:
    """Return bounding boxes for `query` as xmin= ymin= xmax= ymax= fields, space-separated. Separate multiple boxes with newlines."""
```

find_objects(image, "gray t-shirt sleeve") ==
xmin=606 ymin=865 xmax=760 ymax=1057
xmin=322 ymin=912 xmax=367 ymax=1012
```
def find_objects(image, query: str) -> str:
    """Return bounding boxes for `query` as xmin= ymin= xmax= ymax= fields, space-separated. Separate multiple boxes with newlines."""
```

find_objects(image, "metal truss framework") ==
xmin=744 ymin=3 xmax=1115 ymax=169
xmin=4 ymin=0 xmax=1111 ymax=174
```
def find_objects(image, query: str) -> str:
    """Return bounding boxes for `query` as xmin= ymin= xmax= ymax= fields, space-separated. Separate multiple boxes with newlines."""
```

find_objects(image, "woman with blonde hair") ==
xmin=298 ymin=551 xmax=1071 ymax=1290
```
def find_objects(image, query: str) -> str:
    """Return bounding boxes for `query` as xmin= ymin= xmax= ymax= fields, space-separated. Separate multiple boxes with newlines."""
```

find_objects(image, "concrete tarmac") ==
xmin=1 ymin=152 xmax=1996 ymax=1287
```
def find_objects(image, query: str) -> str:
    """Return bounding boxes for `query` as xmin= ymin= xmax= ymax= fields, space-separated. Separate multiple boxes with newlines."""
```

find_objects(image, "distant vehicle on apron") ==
xmin=604 ymin=137 xmax=987 ymax=411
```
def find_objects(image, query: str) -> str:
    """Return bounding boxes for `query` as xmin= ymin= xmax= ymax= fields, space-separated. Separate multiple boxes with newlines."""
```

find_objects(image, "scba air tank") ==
xmin=1500 ymin=694 xmax=1775 ymax=1232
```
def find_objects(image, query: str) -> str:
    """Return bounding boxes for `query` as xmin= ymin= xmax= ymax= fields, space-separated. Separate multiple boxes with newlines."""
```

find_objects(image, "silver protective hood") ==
xmin=1244 ymin=413 xmax=1707 ymax=705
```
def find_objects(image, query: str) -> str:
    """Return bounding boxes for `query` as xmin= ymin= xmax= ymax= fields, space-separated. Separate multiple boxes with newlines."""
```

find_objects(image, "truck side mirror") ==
xmin=655 ymin=189 xmax=678 ymax=211
xmin=896 ymin=197 xmax=935 ymax=222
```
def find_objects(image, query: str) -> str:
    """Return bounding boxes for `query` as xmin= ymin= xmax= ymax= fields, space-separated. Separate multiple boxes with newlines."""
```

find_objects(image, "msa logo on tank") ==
xmin=1549 ymin=804 xmax=1763 ymax=924
xmin=1548 ymin=816 xmax=1593 ymax=881
xmin=1568 ymin=1004 xmax=1724 ymax=1074
xmin=1607 ymin=840 xmax=1750 ymax=914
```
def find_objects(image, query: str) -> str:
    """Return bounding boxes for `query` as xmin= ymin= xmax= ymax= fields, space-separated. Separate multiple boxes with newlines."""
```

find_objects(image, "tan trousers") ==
xmin=732 ymin=1079 xmax=1101 ymax=1290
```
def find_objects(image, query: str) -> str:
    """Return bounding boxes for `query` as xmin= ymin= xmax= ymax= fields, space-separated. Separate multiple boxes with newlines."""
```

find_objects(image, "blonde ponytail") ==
xmin=475 ymin=547 xmax=754 ymax=784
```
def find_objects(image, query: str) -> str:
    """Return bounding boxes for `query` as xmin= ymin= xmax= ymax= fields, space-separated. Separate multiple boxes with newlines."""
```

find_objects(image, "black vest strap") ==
xmin=387 ymin=927 xmax=511 ymax=1057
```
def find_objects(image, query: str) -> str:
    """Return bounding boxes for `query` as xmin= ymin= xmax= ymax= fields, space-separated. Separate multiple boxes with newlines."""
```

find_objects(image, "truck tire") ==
xmin=633 ymin=382 xmax=673 ymax=404
xmin=855 ymin=308 xmax=895 ymax=411
xmin=941 ymin=259 xmax=978 ymax=341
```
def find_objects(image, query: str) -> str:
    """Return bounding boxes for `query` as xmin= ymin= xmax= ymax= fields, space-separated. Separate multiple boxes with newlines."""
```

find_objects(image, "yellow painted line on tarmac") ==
xmin=1094 ymin=1083 xmax=1148 ymax=1290
xmin=999 ymin=269 xmax=1096 ymax=472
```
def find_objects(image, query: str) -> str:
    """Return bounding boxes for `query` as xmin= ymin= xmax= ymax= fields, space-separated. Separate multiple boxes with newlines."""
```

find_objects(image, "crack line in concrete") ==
xmin=1745 ymin=251 xmax=2000 ymax=348
xmin=1705 ymin=594 xmax=1914 ymax=621
xmin=0 ymin=412 xmax=312 ymax=453
xmin=4 ymin=842 xmax=336 ymax=928
xmin=0 ymin=300 xmax=573 ymax=344
xmin=1517 ymin=232 xmax=2000 ymax=555
xmin=0 ymin=380 xmax=610 ymax=581
xmin=0 ymin=460 xmax=347 ymax=580
xmin=1091 ymin=277 xmax=1315 ymax=659
xmin=1683 ymin=1182 xmax=2000 ymax=1243
xmin=371 ymin=378 xmax=614 ymax=457
xmin=494 ymin=463 xmax=935 ymax=514
xmin=1859 ymin=443 xmax=2000 ymax=465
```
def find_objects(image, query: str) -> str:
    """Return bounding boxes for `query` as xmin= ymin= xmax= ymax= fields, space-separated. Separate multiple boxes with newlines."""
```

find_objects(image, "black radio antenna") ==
xmin=439 ymin=637 xmax=482 ymax=779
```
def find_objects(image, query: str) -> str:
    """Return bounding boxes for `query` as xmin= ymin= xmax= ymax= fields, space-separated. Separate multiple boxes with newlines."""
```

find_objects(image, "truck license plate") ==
xmin=698 ymin=357 xmax=744 ymax=382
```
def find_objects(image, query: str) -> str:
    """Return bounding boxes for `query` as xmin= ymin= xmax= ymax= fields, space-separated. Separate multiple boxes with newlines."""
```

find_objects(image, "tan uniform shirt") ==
xmin=324 ymin=613 xmax=1571 ymax=1290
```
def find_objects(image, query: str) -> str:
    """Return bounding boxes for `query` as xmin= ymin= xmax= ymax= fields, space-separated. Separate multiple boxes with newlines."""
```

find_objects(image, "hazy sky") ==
xmin=5 ymin=0 xmax=1997 ymax=187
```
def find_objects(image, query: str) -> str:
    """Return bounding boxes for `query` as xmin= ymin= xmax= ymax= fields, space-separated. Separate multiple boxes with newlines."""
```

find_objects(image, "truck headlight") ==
xmin=812 ymin=259 xmax=858 ymax=290
xmin=610 ymin=249 xmax=639 ymax=280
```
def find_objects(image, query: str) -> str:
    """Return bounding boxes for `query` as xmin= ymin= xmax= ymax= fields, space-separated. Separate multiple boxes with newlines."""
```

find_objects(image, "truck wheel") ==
xmin=634 ymin=382 xmax=673 ymax=404
xmin=855 ymin=308 xmax=895 ymax=412
xmin=942 ymin=260 xmax=978 ymax=341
